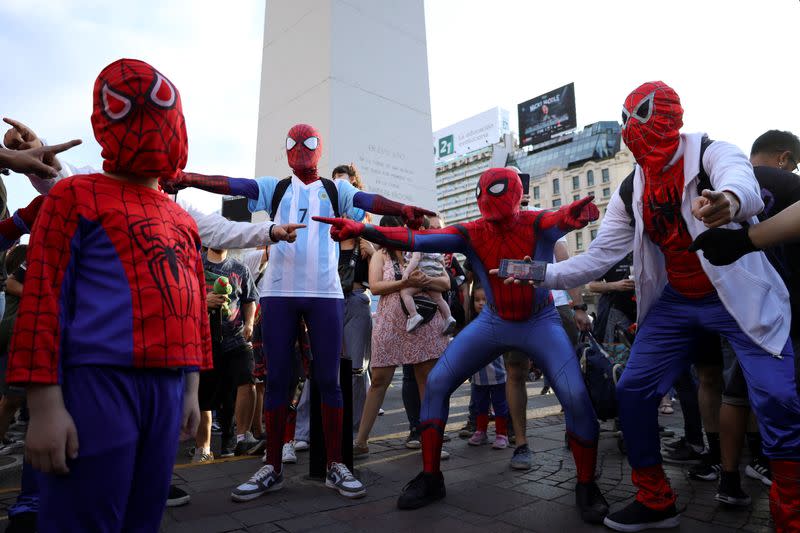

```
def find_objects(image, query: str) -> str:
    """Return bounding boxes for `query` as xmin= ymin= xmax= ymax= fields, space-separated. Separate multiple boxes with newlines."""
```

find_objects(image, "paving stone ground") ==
xmin=0 ymin=374 xmax=774 ymax=532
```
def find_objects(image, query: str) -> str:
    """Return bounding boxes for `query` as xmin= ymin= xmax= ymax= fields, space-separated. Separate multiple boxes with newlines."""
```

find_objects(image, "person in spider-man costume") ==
xmin=314 ymin=167 xmax=610 ymax=523
xmin=6 ymin=58 xmax=213 ymax=533
xmin=159 ymin=123 xmax=436 ymax=501
xmin=536 ymin=81 xmax=800 ymax=532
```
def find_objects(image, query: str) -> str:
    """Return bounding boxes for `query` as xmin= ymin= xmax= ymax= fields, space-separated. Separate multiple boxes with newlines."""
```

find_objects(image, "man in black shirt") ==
xmin=713 ymin=130 xmax=800 ymax=502
xmin=588 ymin=253 xmax=636 ymax=343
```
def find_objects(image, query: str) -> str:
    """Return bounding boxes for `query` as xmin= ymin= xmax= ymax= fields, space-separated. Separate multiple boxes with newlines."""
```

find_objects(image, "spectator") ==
xmin=242 ymin=247 xmax=269 ymax=440
xmin=466 ymin=284 xmax=509 ymax=449
xmin=587 ymin=253 xmax=636 ymax=343
xmin=195 ymin=247 xmax=261 ymax=461
xmin=331 ymin=164 xmax=375 ymax=435
xmin=0 ymin=246 xmax=28 ymax=456
xmin=353 ymin=216 xmax=451 ymax=457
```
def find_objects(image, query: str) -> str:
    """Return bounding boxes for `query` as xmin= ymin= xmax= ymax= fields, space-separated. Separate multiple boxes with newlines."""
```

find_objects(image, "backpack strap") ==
xmin=321 ymin=178 xmax=341 ymax=218
xmin=619 ymin=171 xmax=636 ymax=227
xmin=269 ymin=177 xmax=293 ymax=221
xmin=696 ymin=135 xmax=715 ymax=195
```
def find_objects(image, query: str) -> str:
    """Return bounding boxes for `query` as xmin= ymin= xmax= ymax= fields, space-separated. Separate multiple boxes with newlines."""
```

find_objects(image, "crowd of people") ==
xmin=0 ymin=58 xmax=797 ymax=533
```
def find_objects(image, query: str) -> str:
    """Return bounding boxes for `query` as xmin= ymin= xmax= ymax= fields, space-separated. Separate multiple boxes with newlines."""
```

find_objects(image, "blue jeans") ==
xmin=421 ymin=305 xmax=597 ymax=443
xmin=618 ymin=285 xmax=800 ymax=469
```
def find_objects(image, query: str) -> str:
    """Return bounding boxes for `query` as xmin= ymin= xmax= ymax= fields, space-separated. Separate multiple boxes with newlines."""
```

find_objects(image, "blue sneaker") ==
xmin=231 ymin=465 xmax=284 ymax=502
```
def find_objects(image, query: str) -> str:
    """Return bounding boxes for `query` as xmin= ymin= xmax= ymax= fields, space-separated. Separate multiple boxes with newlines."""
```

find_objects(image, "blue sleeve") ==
xmin=414 ymin=232 xmax=468 ymax=254
xmin=247 ymin=177 xmax=280 ymax=214
xmin=335 ymin=179 xmax=363 ymax=220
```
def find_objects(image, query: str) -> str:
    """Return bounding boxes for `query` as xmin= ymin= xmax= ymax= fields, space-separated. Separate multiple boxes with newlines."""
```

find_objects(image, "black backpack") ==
xmin=579 ymin=332 xmax=618 ymax=421
xmin=619 ymin=136 xmax=715 ymax=226
xmin=269 ymin=177 xmax=340 ymax=221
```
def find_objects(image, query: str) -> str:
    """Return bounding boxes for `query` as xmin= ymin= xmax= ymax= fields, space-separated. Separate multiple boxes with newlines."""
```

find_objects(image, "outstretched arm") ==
xmin=690 ymin=198 xmax=800 ymax=265
xmin=313 ymin=216 xmax=469 ymax=254
xmin=352 ymin=191 xmax=436 ymax=229
xmin=160 ymin=171 xmax=260 ymax=200
xmin=529 ymin=195 xmax=599 ymax=242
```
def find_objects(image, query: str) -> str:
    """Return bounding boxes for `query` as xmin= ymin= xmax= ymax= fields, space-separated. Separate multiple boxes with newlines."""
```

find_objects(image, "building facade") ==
xmin=435 ymin=120 xmax=634 ymax=257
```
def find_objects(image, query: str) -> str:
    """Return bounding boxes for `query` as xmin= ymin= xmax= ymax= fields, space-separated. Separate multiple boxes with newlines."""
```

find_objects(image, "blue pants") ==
xmin=618 ymin=286 xmax=800 ymax=469
xmin=9 ymin=461 xmax=38 ymax=517
xmin=473 ymin=383 xmax=509 ymax=418
xmin=422 ymin=305 xmax=598 ymax=442
xmin=38 ymin=366 xmax=184 ymax=533
xmin=261 ymin=297 xmax=344 ymax=409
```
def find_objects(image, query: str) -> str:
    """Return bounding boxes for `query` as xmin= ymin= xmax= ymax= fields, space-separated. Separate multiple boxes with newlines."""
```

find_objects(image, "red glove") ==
xmin=559 ymin=196 xmax=599 ymax=230
xmin=16 ymin=195 xmax=45 ymax=230
xmin=400 ymin=204 xmax=437 ymax=230
xmin=313 ymin=216 xmax=365 ymax=242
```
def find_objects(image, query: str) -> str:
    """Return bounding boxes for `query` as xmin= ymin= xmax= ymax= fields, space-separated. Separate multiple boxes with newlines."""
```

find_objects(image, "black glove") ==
xmin=688 ymin=227 xmax=758 ymax=266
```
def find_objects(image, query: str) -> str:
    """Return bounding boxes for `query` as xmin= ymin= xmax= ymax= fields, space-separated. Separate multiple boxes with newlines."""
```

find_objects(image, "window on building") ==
xmin=587 ymin=191 xmax=595 ymax=198
xmin=552 ymin=178 xmax=560 ymax=195
xmin=534 ymin=203 xmax=540 ymax=208
xmin=533 ymin=185 xmax=540 ymax=200
xmin=590 ymin=229 xmax=598 ymax=241
xmin=603 ymin=187 xmax=611 ymax=197
xmin=572 ymin=175 xmax=579 ymax=190
xmin=573 ymin=194 xmax=579 ymax=201
xmin=575 ymin=231 xmax=584 ymax=250
xmin=602 ymin=168 xmax=610 ymax=183
xmin=587 ymin=170 xmax=594 ymax=186
xmin=552 ymin=198 xmax=562 ymax=208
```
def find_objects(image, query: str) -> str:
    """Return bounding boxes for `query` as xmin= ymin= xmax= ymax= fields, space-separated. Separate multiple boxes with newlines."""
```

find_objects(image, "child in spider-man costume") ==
xmin=6 ymin=58 xmax=212 ymax=533
xmin=315 ymin=167 xmax=610 ymax=523
xmin=160 ymin=123 xmax=435 ymax=501
xmin=538 ymin=81 xmax=800 ymax=532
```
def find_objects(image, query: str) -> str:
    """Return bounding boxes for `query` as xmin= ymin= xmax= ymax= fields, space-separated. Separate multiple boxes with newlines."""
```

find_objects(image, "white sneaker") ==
xmin=231 ymin=465 xmax=284 ymax=502
xmin=326 ymin=462 xmax=366 ymax=498
xmin=406 ymin=314 xmax=424 ymax=332
xmin=440 ymin=449 xmax=450 ymax=460
xmin=282 ymin=442 xmax=297 ymax=464
xmin=293 ymin=440 xmax=309 ymax=452
xmin=442 ymin=316 xmax=457 ymax=336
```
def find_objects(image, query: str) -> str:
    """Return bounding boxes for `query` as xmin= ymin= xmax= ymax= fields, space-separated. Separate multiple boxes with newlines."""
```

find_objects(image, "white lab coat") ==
xmin=542 ymin=133 xmax=790 ymax=355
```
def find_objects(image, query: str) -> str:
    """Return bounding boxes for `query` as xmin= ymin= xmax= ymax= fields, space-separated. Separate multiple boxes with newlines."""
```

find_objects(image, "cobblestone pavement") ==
xmin=0 ymin=374 xmax=774 ymax=532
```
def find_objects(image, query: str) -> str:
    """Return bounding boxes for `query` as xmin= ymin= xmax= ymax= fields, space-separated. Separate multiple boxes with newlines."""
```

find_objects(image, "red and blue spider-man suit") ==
xmin=159 ymin=123 xmax=435 ymax=498
xmin=315 ymin=167 xmax=609 ymax=523
xmin=7 ymin=58 xmax=211 ymax=533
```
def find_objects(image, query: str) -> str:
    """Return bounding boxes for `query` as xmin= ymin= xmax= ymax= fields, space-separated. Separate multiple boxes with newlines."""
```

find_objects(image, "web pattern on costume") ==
xmin=93 ymin=59 xmax=188 ymax=178
xmin=8 ymin=174 xmax=212 ymax=384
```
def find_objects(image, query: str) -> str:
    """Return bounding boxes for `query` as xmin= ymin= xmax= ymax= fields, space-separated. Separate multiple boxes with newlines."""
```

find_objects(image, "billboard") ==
xmin=433 ymin=107 xmax=510 ymax=163
xmin=518 ymin=83 xmax=576 ymax=148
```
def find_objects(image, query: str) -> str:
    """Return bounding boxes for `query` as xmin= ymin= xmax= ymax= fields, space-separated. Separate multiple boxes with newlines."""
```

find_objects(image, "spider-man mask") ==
xmin=476 ymin=168 xmax=522 ymax=223
xmin=621 ymin=81 xmax=683 ymax=173
xmin=286 ymin=124 xmax=321 ymax=183
xmin=91 ymin=58 xmax=188 ymax=180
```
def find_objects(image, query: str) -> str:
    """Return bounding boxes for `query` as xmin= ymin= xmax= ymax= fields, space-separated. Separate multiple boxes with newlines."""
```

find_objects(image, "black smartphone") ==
xmin=497 ymin=259 xmax=547 ymax=282
xmin=519 ymin=173 xmax=531 ymax=207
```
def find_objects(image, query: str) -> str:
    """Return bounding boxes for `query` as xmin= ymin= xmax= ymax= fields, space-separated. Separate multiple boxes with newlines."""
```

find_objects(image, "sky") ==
xmin=1 ymin=0 xmax=798 ymax=213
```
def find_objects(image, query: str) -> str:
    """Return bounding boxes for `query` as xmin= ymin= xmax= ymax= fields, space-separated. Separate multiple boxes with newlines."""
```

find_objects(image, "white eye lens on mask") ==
xmin=303 ymin=137 xmax=319 ymax=150
xmin=286 ymin=137 xmax=297 ymax=150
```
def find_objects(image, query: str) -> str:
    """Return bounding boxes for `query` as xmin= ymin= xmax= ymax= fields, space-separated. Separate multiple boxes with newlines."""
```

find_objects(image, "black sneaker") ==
xmin=458 ymin=421 xmax=476 ymax=439
xmin=234 ymin=434 xmax=264 ymax=456
xmin=745 ymin=457 xmax=772 ymax=487
xmin=397 ymin=471 xmax=446 ymax=510
xmin=5 ymin=512 xmax=37 ymax=533
xmin=688 ymin=456 xmax=721 ymax=481
xmin=715 ymin=473 xmax=751 ymax=507
xmin=662 ymin=443 xmax=704 ymax=464
xmin=575 ymin=481 xmax=609 ymax=524
xmin=603 ymin=500 xmax=680 ymax=531
xmin=166 ymin=485 xmax=191 ymax=507
xmin=405 ymin=429 xmax=421 ymax=449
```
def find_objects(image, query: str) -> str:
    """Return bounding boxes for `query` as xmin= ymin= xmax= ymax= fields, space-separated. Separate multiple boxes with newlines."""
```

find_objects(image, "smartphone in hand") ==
xmin=497 ymin=259 xmax=547 ymax=282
